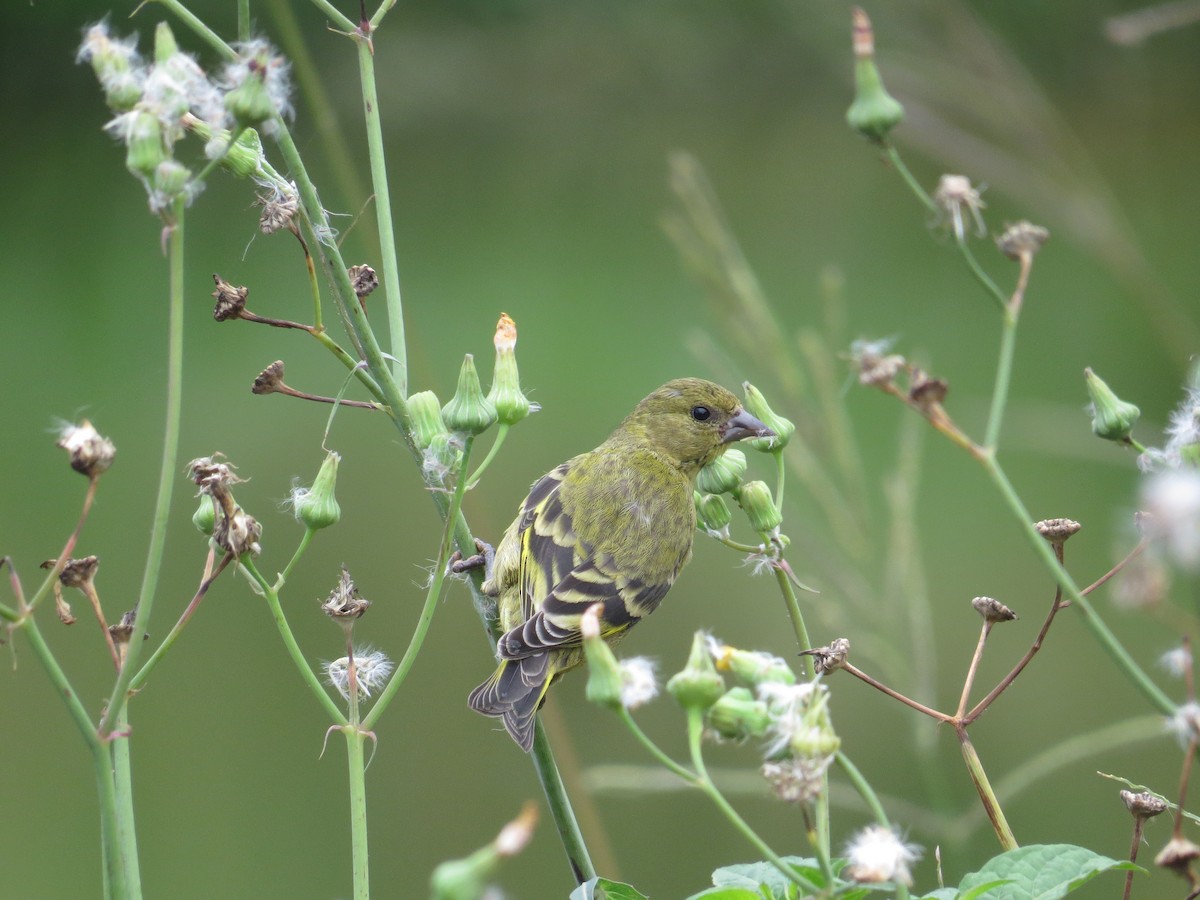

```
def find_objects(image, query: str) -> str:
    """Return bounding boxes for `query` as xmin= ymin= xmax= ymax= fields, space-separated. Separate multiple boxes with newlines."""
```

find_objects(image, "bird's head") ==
xmin=617 ymin=378 xmax=774 ymax=475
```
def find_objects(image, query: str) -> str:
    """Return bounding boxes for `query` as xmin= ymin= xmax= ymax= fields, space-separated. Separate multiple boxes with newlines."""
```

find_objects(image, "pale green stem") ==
xmin=244 ymin=558 xmax=349 ymax=726
xmin=686 ymin=709 xmax=818 ymax=893
xmin=955 ymin=235 xmax=1008 ymax=313
xmin=355 ymin=37 xmax=407 ymax=394
xmin=774 ymin=566 xmax=814 ymax=676
xmin=111 ymin=706 xmax=143 ymax=898
xmin=279 ymin=526 xmax=316 ymax=584
xmin=773 ymin=449 xmax=786 ymax=510
xmin=981 ymin=455 xmax=1175 ymax=714
xmin=617 ymin=708 xmax=696 ymax=782
xmin=983 ymin=309 xmax=1019 ymax=450
xmin=466 ymin=424 xmax=510 ymax=489
xmin=883 ymin=144 xmax=936 ymax=214
xmin=236 ymin=0 xmax=249 ymax=41
xmin=153 ymin=0 xmax=238 ymax=61
xmin=957 ymin=726 xmax=1017 ymax=850
xmin=531 ymin=719 xmax=596 ymax=884
xmin=99 ymin=195 xmax=186 ymax=740
xmin=362 ymin=437 xmax=475 ymax=730
xmin=345 ymin=727 xmax=369 ymax=899
xmin=812 ymin=785 xmax=835 ymax=888
xmin=344 ymin=637 xmax=370 ymax=900
xmin=308 ymin=0 xmax=356 ymax=31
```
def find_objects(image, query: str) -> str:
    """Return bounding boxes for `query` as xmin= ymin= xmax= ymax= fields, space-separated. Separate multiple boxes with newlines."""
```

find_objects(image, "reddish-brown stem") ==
xmin=27 ymin=475 xmax=100 ymax=615
xmin=842 ymin=661 xmax=953 ymax=723
xmin=1009 ymin=252 xmax=1033 ymax=316
xmin=1123 ymin=816 xmax=1145 ymax=900
xmin=238 ymin=310 xmax=313 ymax=330
xmin=272 ymin=383 xmax=378 ymax=410
xmin=957 ymin=621 xmax=992 ymax=718
xmin=1080 ymin=537 xmax=1150 ymax=598
xmin=80 ymin=582 xmax=121 ymax=672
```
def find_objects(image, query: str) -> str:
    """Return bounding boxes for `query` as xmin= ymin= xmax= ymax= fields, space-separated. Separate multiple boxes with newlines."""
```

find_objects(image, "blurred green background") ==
xmin=3 ymin=0 xmax=1199 ymax=896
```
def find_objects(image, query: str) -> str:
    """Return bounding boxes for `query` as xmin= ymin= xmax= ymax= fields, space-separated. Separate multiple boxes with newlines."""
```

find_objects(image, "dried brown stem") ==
xmin=957 ymin=621 xmax=993 ymax=719
xmin=79 ymin=581 xmax=121 ymax=672
xmin=27 ymin=476 xmax=100 ymax=616
xmin=842 ymin=661 xmax=953 ymax=723
xmin=1123 ymin=816 xmax=1145 ymax=900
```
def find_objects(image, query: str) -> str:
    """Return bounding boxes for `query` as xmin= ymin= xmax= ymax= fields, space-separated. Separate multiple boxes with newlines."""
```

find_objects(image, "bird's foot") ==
xmin=448 ymin=538 xmax=495 ymax=580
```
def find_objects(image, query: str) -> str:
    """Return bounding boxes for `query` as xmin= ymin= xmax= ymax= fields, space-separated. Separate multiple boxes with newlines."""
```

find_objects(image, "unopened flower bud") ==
xmin=845 ymin=8 xmax=904 ymax=145
xmin=695 ymin=493 xmax=733 ymax=537
xmin=738 ymin=480 xmax=782 ymax=535
xmin=224 ymin=52 xmax=276 ymax=129
xmin=1085 ymin=367 xmax=1140 ymax=442
xmin=192 ymin=496 xmax=216 ymax=535
xmin=712 ymin=643 xmax=796 ymax=688
xmin=708 ymin=687 xmax=772 ymax=741
xmin=698 ymin=448 xmax=746 ymax=496
xmin=583 ymin=604 xmax=623 ymax=711
xmin=78 ymin=23 xmax=143 ymax=112
xmin=488 ymin=313 xmax=534 ymax=426
xmin=294 ymin=451 xmax=341 ymax=531
xmin=668 ymin=631 xmax=726 ymax=711
xmin=409 ymin=390 xmax=450 ymax=451
xmin=57 ymin=420 xmax=116 ymax=478
xmin=125 ymin=109 xmax=166 ymax=178
xmin=742 ymin=383 xmax=795 ymax=451
xmin=442 ymin=355 xmax=497 ymax=435
xmin=152 ymin=159 xmax=192 ymax=200
xmin=153 ymin=21 xmax=178 ymax=63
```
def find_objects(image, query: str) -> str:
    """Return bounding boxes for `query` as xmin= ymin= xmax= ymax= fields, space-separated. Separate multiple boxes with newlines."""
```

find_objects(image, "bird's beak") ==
xmin=721 ymin=409 xmax=773 ymax=444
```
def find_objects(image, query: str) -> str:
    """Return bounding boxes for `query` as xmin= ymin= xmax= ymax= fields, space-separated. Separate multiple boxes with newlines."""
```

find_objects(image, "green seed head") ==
xmin=1085 ymin=367 xmax=1140 ymax=442
xmin=443 ymin=354 xmax=497 ymax=436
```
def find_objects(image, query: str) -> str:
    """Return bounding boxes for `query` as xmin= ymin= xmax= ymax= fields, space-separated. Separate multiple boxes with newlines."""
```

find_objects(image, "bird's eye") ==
xmin=691 ymin=405 xmax=711 ymax=422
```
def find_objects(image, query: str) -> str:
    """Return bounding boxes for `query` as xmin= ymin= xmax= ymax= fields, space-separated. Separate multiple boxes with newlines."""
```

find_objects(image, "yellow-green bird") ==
xmin=468 ymin=378 xmax=772 ymax=751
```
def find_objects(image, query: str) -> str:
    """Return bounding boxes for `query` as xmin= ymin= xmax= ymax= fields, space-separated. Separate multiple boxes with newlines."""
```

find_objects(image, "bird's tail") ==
xmin=467 ymin=652 xmax=552 ymax=752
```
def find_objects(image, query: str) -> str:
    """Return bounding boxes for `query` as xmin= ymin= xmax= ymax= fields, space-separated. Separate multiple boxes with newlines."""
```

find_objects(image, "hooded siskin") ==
xmin=468 ymin=378 xmax=772 ymax=750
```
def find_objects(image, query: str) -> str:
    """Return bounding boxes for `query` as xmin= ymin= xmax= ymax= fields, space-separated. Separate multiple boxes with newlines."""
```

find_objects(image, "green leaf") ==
xmin=570 ymin=876 xmax=650 ymax=900
xmin=957 ymin=845 xmax=1140 ymax=899
xmin=710 ymin=857 xmax=825 ymax=894
xmin=684 ymin=889 xmax=766 ymax=900
xmin=915 ymin=881 xmax=1010 ymax=900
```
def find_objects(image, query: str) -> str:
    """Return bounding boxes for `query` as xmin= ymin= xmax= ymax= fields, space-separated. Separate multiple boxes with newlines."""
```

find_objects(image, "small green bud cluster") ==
xmin=844 ymin=8 xmax=904 ymax=145
xmin=79 ymin=23 xmax=294 ymax=215
xmin=737 ymin=480 xmax=782 ymax=537
xmin=1085 ymin=367 xmax=1140 ymax=443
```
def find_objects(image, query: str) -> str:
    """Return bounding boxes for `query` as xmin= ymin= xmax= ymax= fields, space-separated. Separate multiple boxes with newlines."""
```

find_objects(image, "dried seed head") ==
xmin=57 ymin=420 xmax=116 ymax=478
xmin=801 ymin=637 xmax=851 ymax=675
xmin=252 ymin=360 xmax=286 ymax=395
xmin=321 ymin=566 xmax=370 ymax=621
xmin=211 ymin=274 xmax=249 ymax=321
xmin=57 ymin=555 xmax=100 ymax=590
xmin=188 ymin=455 xmax=243 ymax=495
xmin=348 ymin=264 xmax=378 ymax=300
xmin=997 ymin=221 xmax=1049 ymax=261
xmin=1121 ymin=789 xmax=1168 ymax=820
xmin=933 ymin=174 xmax=987 ymax=241
xmin=760 ymin=757 xmax=831 ymax=805
xmin=1155 ymin=835 xmax=1200 ymax=874
xmin=214 ymin=508 xmax=261 ymax=557
xmin=258 ymin=183 xmax=298 ymax=233
xmin=972 ymin=596 xmax=1017 ymax=623
xmin=850 ymin=338 xmax=905 ymax=387
xmin=908 ymin=369 xmax=949 ymax=409
xmin=1035 ymin=518 xmax=1082 ymax=544
xmin=109 ymin=609 xmax=138 ymax=645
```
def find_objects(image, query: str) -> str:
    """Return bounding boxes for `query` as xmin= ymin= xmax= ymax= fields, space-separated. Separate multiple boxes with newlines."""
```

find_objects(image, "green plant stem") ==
xmin=981 ymin=455 xmax=1175 ymax=714
xmin=236 ymin=0 xmax=249 ymax=40
xmin=531 ymin=719 xmax=596 ymax=883
xmin=344 ymin=638 xmax=370 ymax=900
xmin=280 ymin=526 xmax=316 ymax=584
xmin=685 ymin=709 xmax=818 ymax=893
xmin=111 ymin=705 xmax=142 ymax=898
xmin=92 ymin=742 xmax=129 ymax=900
xmin=983 ymin=309 xmax=1019 ymax=450
xmin=245 ymin=557 xmax=349 ymax=725
xmin=883 ymin=144 xmax=936 ymax=214
xmin=355 ymin=37 xmax=407 ymax=394
xmin=956 ymin=235 xmax=1009 ymax=313
xmin=466 ymin=423 xmax=510 ymax=489
xmin=363 ymin=438 xmax=475 ymax=729
xmin=956 ymin=726 xmax=1017 ymax=850
xmin=773 ymin=449 xmax=786 ymax=510
xmin=307 ymin=0 xmax=356 ymax=31
xmin=774 ymin=565 xmax=814 ymax=676
xmin=99 ymin=195 xmax=186 ymax=739
xmin=617 ymin=707 xmax=696 ymax=782
xmin=154 ymin=0 xmax=238 ymax=61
